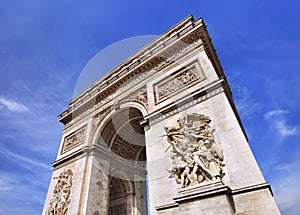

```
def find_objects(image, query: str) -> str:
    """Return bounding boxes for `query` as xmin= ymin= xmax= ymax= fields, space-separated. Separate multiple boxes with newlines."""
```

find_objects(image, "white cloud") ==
xmin=0 ymin=178 xmax=13 ymax=191
xmin=1 ymin=148 xmax=52 ymax=170
xmin=0 ymin=170 xmax=50 ymax=215
xmin=264 ymin=109 xmax=289 ymax=120
xmin=275 ymin=120 xmax=299 ymax=138
xmin=0 ymin=97 xmax=29 ymax=112
xmin=264 ymin=109 xmax=299 ymax=138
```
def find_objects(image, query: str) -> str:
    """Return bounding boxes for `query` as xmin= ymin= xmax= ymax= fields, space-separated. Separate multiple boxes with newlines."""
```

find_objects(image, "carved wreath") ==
xmin=164 ymin=113 xmax=225 ymax=188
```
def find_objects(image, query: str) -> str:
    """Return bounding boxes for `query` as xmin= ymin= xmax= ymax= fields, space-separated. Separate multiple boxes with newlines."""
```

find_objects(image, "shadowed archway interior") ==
xmin=99 ymin=107 xmax=148 ymax=215
xmin=99 ymin=107 xmax=146 ymax=162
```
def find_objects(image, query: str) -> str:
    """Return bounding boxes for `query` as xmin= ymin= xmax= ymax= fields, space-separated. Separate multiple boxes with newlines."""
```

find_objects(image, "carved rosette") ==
xmin=164 ymin=113 xmax=225 ymax=188
xmin=46 ymin=169 xmax=73 ymax=215
xmin=61 ymin=126 xmax=86 ymax=154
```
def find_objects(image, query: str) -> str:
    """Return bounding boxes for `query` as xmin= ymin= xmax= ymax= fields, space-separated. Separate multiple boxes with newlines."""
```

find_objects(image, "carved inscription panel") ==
xmin=61 ymin=126 xmax=86 ymax=154
xmin=154 ymin=61 xmax=205 ymax=103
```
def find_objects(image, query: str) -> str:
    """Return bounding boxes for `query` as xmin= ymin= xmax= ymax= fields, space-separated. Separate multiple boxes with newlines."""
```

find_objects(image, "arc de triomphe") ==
xmin=42 ymin=15 xmax=280 ymax=215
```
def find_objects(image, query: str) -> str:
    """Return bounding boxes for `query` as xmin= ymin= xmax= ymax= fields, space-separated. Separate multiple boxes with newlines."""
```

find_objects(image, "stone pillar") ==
xmin=84 ymin=154 xmax=110 ymax=215
xmin=134 ymin=179 xmax=148 ymax=215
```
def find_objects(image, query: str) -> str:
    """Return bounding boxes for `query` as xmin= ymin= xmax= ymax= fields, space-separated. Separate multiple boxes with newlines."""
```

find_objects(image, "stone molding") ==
xmin=231 ymin=182 xmax=272 ymax=196
xmin=173 ymin=181 xmax=230 ymax=203
xmin=147 ymin=79 xmax=224 ymax=126
xmin=155 ymin=202 xmax=178 ymax=211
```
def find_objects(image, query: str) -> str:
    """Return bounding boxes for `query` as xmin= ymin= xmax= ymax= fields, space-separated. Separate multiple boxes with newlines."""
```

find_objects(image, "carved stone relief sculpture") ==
xmin=154 ymin=61 xmax=205 ymax=103
xmin=119 ymin=86 xmax=148 ymax=107
xmin=164 ymin=113 xmax=224 ymax=188
xmin=61 ymin=126 xmax=86 ymax=154
xmin=46 ymin=169 xmax=73 ymax=215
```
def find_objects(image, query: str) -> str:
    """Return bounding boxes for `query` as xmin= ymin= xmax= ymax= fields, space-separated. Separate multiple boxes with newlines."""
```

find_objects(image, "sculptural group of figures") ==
xmin=165 ymin=113 xmax=225 ymax=188
xmin=46 ymin=169 xmax=73 ymax=215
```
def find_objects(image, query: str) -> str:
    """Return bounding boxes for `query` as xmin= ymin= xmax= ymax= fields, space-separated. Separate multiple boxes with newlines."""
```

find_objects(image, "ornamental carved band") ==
xmin=61 ymin=126 xmax=86 ymax=154
xmin=46 ymin=169 xmax=73 ymax=215
xmin=154 ymin=61 xmax=205 ymax=103
xmin=164 ymin=113 xmax=225 ymax=188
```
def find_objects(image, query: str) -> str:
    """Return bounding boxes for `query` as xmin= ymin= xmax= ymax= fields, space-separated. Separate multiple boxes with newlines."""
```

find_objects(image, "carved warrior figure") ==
xmin=165 ymin=113 xmax=224 ymax=188
xmin=46 ymin=169 xmax=73 ymax=215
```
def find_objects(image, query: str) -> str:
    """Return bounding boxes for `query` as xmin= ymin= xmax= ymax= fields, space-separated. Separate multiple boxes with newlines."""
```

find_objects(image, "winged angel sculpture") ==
xmin=164 ymin=113 xmax=225 ymax=188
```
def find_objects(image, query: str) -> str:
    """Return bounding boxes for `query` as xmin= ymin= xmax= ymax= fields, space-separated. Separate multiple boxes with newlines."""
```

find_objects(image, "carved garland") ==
xmin=46 ymin=169 xmax=73 ymax=215
xmin=164 ymin=113 xmax=225 ymax=188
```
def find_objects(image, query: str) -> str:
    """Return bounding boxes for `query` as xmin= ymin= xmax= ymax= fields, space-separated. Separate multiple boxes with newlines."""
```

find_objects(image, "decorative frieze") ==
xmin=60 ymin=34 xmax=203 ymax=127
xmin=163 ymin=113 xmax=224 ymax=188
xmin=46 ymin=169 xmax=73 ymax=215
xmin=154 ymin=61 xmax=205 ymax=103
xmin=61 ymin=126 xmax=87 ymax=153
xmin=114 ymin=37 xmax=203 ymax=99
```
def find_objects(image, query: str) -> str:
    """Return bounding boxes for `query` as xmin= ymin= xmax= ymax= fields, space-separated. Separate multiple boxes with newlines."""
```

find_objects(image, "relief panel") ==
xmin=154 ymin=61 xmax=205 ymax=103
xmin=163 ymin=113 xmax=225 ymax=188
xmin=61 ymin=126 xmax=87 ymax=154
xmin=45 ymin=169 xmax=73 ymax=215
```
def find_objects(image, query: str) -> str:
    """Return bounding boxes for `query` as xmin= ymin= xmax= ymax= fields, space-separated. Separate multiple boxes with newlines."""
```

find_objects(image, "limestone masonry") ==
xmin=43 ymin=15 xmax=281 ymax=215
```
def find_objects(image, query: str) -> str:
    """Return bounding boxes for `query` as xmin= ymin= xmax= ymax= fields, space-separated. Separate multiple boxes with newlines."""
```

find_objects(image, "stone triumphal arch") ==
xmin=43 ymin=15 xmax=280 ymax=214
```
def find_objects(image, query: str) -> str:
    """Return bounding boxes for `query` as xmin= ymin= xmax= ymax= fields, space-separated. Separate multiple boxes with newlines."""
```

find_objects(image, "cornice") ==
xmin=58 ymin=15 xmax=229 ymax=126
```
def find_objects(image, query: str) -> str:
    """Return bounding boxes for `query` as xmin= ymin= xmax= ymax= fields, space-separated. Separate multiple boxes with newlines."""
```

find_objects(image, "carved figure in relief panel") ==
xmin=46 ymin=169 xmax=73 ymax=215
xmin=164 ymin=113 xmax=225 ymax=188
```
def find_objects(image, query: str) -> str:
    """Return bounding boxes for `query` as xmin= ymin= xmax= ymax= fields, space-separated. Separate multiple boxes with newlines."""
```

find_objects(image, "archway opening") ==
xmin=99 ymin=107 xmax=148 ymax=215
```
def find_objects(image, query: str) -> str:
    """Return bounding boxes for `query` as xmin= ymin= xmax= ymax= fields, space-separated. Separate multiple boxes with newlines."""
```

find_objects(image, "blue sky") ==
xmin=0 ymin=0 xmax=300 ymax=214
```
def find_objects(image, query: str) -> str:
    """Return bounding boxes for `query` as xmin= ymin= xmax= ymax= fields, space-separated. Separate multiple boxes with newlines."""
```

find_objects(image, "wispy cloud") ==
xmin=273 ymin=159 xmax=300 ymax=214
xmin=226 ymin=71 xmax=263 ymax=122
xmin=0 ymin=97 xmax=29 ymax=112
xmin=264 ymin=109 xmax=299 ymax=138
xmin=275 ymin=120 xmax=299 ymax=137
xmin=0 ymin=170 xmax=50 ymax=215
xmin=0 ymin=177 xmax=13 ymax=191
xmin=264 ymin=109 xmax=289 ymax=120
xmin=1 ymin=148 xmax=52 ymax=170
xmin=231 ymin=83 xmax=262 ymax=121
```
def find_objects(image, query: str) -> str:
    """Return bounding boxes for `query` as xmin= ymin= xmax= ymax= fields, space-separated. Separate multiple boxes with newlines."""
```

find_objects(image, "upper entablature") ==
xmin=58 ymin=15 xmax=228 ymax=125
xmin=68 ymin=15 xmax=198 ymax=107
